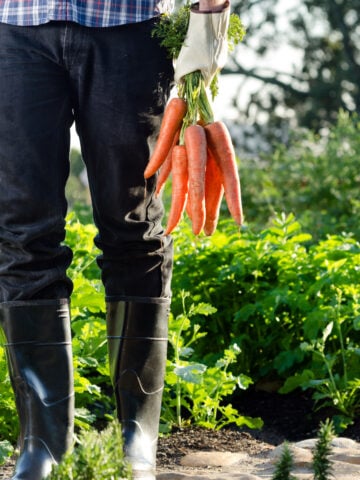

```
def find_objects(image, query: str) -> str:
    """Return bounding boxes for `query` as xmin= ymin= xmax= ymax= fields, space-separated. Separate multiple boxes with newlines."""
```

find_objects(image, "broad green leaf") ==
xmin=279 ymin=369 xmax=315 ymax=393
xmin=174 ymin=363 xmax=207 ymax=384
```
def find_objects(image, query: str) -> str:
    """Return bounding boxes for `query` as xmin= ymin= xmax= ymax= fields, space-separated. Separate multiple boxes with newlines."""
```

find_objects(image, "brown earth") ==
xmin=157 ymin=388 xmax=360 ymax=468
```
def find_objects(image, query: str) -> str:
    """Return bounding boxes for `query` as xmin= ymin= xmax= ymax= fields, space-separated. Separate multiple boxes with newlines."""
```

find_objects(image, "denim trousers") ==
xmin=0 ymin=19 xmax=174 ymax=303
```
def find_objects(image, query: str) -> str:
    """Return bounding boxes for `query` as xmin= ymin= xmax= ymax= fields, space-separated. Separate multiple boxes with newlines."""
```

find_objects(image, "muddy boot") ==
xmin=106 ymin=299 xmax=170 ymax=480
xmin=0 ymin=299 xmax=74 ymax=480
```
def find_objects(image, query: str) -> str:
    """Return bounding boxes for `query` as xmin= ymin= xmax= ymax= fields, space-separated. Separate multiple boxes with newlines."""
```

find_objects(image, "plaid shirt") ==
xmin=0 ymin=0 xmax=174 ymax=27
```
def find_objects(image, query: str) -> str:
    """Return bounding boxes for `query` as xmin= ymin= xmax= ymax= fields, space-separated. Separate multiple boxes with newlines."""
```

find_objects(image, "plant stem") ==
xmin=178 ymin=71 xmax=215 ymax=144
xmin=335 ymin=289 xmax=347 ymax=385
xmin=174 ymin=292 xmax=189 ymax=427
xmin=198 ymin=78 xmax=214 ymax=124
xmin=175 ymin=319 xmax=184 ymax=427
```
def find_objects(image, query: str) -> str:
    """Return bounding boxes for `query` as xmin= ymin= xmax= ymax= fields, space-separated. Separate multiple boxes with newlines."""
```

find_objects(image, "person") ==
xmin=0 ymin=0 xmax=229 ymax=479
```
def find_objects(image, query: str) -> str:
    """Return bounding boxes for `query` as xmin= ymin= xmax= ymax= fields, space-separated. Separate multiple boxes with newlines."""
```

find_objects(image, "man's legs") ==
xmin=69 ymin=19 xmax=174 ymax=479
xmin=70 ymin=19 xmax=174 ymax=300
xmin=0 ymin=22 xmax=75 ymax=479
xmin=0 ymin=22 xmax=74 ymax=302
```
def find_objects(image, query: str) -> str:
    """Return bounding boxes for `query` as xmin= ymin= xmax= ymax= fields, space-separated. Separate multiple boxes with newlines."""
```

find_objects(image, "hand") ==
xmin=174 ymin=1 xmax=230 ymax=87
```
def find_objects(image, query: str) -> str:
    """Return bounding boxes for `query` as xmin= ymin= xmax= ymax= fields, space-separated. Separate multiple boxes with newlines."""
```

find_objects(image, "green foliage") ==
xmin=65 ymin=212 xmax=113 ymax=429
xmin=271 ymin=420 xmax=335 ymax=480
xmin=241 ymin=111 xmax=360 ymax=240
xmin=46 ymin=420 xmax=131 ymax=480
xmin=228 ymin=13 xmax=246 ymax=51
xmin=162 ymin=291 xmax=262 ymax=431
xmin=152 ymin=3 xmax=245 ymax=99
xmin=171 ymin=213 xmax=312 ymax=371
xmin=271 ymin=442 xmax=296 ymax=480
xmin=0 ymin=440 xmax=13 ymax=467
xmin=0 ymin=338 xmax=18 ymax=446
xmin=313 ymin=419 xmax=335 ymax=480
xmin=152 ymin=3 xmax=191 ymax=59
xmin=170 ymin=212 xmax=360 ymax=426
xmin=153 ymin=3 xmax=245 ymax=60
xmin=65 ymin=149 xmax=91 ymax=209
xmin=281 ymin=296 xmax=360 ymax=431
xmin=231 ymin=0 xmax=360 ymax=131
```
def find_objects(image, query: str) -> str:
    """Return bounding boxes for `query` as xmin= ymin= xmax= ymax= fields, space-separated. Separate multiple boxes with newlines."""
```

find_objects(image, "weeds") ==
xmin=272 ymin=442 xmax=296 ymax=480
xmin=46 ymin=420 xmax=131 ymax=480
xmin=271 ymin=419 xmax=335 ymax=480
xmin=313 ymin=419 xmax=335 ymax=480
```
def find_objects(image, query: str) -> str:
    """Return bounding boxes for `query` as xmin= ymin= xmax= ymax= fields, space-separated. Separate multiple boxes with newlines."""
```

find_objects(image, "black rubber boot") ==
xmin=0 ymin=300 xmax=74 ymax=480
xmin=106 ymin=299 xmax=170 ymax=480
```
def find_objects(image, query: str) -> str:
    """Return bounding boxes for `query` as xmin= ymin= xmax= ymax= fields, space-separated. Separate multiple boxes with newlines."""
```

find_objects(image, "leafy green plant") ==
xmin=280 ymin=253 xmax=360 ymax=430
xmin=0 ymin=333 xmax=18 ymax=449
xmin=284 ymin=319 xmax=360 ymax=431
xmin=241 ymin=110 xmax=360 ymax=240
xmin=313 ymin=419 xmax=335 ymax=480
xmin=171 ymin=213 xmax=313 ymax=374
xmin=0 ymin=440 xmax=13 ymax=467
xmin=170 ymin=213 xmax=360 ymax=427
xmin=0 ymin=313 xmax=20 ymax=466
xmin=46 ymin=419 xmax=131 ymax=480
xmin=271 ymin=420 xmax=336 ymax=480
xmin=271 ymin=442 xmax=297 ymax=480
xmin=162 ymin=291 xmax=262 ymax=431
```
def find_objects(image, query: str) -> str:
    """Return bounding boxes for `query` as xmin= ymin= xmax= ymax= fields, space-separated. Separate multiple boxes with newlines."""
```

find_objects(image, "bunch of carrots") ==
xmin=145 ymin=6 xmax=245 ymax=236
xmin=144 ymin=71 xmax=243 ymax=236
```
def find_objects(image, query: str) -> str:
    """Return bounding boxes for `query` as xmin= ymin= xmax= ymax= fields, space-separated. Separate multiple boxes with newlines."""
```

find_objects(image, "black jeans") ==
xmin=0 ymin=19 xmax=174 ymax=303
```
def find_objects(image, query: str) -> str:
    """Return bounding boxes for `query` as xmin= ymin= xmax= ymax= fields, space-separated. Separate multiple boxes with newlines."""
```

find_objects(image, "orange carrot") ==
xmin=184 ymin=124 xmax=207 ymax=235
xmin=144 ymin=98 xmax=187 ymax=179
xmin=155 ymin=129 xmax=180 ymax=196
xmin=164 ymin=145 xmax=188 ymax=235
xmin=185 ymin=196 xmax=192 ymax=221
xmin=184 ymin=120 xmax=207 ymax=221
xmin=205 ymin=121 xmax=243 ymax=226
xmin=204 ymin=149 xmax=224 ymax=236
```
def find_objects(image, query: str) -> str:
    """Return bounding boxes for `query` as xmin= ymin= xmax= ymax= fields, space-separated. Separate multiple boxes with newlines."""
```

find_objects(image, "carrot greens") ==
xmin=153 ymin=4 xmax=246 ymax=101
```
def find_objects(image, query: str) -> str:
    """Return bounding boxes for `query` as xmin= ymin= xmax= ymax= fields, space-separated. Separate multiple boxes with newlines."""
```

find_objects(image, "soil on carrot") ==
xmin=2 ymin=388 xmax=359 ymax=478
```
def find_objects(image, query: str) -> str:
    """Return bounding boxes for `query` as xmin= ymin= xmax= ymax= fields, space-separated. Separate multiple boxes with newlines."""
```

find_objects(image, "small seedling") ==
xmin=271 ymin=442 xmax=297 ymax=480
xmin=313 ymin=419 xmax=335 ymax=480
xmin=271 ymin=419 xmax=336 ymax=480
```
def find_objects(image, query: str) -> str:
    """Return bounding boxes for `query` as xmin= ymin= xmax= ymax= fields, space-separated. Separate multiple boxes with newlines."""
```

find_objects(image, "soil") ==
xmin=156 ymin=388 xmax=360 ymax=468
xmin=2 ymin=388 xmax=359 ymax=478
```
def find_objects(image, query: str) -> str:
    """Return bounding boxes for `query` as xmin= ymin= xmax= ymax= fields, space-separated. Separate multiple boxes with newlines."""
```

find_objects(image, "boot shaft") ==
xmin=0 ymin=299 xmax=72 ymax=343
xmin=106 ymin=298 xmax=170 ymax=479
xmin=0 ymin=300 xmax=74 ymax=468
xmin=107 ymin=299 xmax=169 ymax=388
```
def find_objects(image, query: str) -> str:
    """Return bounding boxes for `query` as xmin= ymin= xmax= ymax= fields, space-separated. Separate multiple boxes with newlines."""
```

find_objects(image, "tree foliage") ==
xmin=228 ymin=0 xmax=360 ymax=132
